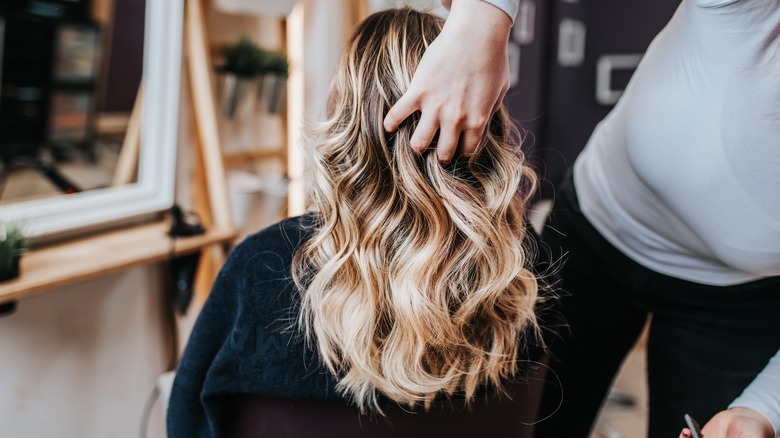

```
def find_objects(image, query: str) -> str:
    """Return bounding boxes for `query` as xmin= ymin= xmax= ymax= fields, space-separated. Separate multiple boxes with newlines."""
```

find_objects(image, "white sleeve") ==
xmin=482 ymin=0 xmax=519 ymax=22
xmin=729 ymin=349 xmax=780 ymax=437
xmin=693 ymin=0 xmax=742 ymax=7
xmin=440 ymin=0 xmax=519 ymax=23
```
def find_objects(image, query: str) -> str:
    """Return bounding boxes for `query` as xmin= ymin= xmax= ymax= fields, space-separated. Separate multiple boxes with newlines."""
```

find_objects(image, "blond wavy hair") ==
xmin=292 ymin=8 xmax=541 ymax=413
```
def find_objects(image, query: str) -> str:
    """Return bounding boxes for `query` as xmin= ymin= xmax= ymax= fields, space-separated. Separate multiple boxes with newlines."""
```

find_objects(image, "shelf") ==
xmin=0 ymin=221 xmax=237 ymax=305
xmin=222 ymin=149 xmax=284 ymax=166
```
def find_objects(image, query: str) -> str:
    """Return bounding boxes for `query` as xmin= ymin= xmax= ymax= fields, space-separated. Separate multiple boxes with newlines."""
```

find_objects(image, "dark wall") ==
xmin=99 ymin=0 xmax=146 ymax=112
xmin=504 ymin=0 xmax=681 ymax=198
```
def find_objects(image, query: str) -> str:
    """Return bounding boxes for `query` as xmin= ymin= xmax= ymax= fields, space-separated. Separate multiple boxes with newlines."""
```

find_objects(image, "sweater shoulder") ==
xmin=224 ymin=215 xmax=314 ymax=282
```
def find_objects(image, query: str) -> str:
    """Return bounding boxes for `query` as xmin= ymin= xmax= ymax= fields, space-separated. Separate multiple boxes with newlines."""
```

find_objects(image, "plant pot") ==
xmin=227 ymin=171 xmax=289 ymax=230
xmin=219 ymin=73 xmax=258 ymax=119
xmin=227 ymin=171 xmax=266 ymax=228
xmin=0 ymin=255 xmax=21 ymax=282
xmin=257 ymin=176 xmax=289 ymax=229
xmin=257 ymin=74 xmax=287 ymax=115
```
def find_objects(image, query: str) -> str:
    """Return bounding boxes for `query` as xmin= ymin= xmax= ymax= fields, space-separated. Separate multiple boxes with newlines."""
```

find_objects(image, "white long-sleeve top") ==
xmin=572 ymin=0 xmax=780 ymax=433
xmin=439 ymin=0 xmax=519 ymax=22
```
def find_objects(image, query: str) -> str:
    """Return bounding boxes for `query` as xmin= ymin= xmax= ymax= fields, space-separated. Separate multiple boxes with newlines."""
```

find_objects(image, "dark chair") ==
xmin=224 ymin=358 xmax=549 ymax=438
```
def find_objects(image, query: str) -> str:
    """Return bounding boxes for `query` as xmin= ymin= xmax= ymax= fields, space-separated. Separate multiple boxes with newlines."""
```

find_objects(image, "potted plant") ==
xmin=257 ymin=49 xmax=289 ymax=115
xmin=218 ymin=37 xmax=266 ymax=118
xmin=0 ymin=222 xmax=29 ymax=282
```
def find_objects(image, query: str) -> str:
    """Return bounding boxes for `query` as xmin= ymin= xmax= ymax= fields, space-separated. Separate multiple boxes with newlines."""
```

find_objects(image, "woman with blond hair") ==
xmin=167 ymin=8 xmax=555 ymax=437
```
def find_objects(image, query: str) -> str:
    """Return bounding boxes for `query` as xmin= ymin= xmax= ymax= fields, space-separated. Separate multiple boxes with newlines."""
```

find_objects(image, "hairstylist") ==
xmin=534 ymin=1 xmax=780 ymax=437
xmin=385 ymin=1 xmax=780 ymax=437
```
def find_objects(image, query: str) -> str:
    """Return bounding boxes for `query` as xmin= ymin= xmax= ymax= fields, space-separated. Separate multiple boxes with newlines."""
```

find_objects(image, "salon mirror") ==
xmin=0 ymin=0 xmax=183 ymax=237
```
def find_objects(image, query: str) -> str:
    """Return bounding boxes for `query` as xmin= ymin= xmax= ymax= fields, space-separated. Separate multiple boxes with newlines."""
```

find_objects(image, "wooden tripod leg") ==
xmin=185 ymin=0 xmax=236 ymax=302
xmin=186 ymin=0 xmax=232 ymax=231
xmin=112 ymin=87 xmax=143 ymax=187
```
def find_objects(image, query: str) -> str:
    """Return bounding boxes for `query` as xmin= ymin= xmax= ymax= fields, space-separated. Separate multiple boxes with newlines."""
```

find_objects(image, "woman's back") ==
xmin=168 ymin=8 xmax=552 ymax=437
xmin=168 ymin=216 xmax=553 ymax=437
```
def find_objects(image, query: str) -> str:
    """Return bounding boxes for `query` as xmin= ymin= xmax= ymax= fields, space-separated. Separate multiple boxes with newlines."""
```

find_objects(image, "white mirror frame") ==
xmin=1 ymin=0 xmax=184 ymax=237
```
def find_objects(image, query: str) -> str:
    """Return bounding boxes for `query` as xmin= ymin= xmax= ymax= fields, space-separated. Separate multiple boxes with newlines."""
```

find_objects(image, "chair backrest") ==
xmin=224 ymin=358 xmax=549 ymax=438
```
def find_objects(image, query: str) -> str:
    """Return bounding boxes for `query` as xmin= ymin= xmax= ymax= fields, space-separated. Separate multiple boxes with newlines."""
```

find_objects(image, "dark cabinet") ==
xmin=505 ymin=0 xmax=681 ymax=197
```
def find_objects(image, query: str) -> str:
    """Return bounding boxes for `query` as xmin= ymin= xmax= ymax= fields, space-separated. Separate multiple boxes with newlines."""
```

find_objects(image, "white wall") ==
xmin=0 ymin=266 xmax=168 ymax=438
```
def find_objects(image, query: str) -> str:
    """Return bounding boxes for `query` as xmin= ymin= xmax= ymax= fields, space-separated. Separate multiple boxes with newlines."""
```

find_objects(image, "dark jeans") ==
xmin=533 ymin=173 xmax=780 ymax=438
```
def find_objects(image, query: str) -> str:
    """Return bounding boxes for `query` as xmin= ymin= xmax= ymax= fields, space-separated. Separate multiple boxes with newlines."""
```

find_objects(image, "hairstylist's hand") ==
xmin=382 ymin=0 xmax=512 ymax=163
xmin=678 ymin=407 xmax=774 ymax=438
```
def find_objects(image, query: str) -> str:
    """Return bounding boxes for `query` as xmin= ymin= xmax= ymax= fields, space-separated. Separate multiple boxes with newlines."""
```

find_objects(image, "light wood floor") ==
xmin=589 ymin=342 xmax=649 ymax=438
